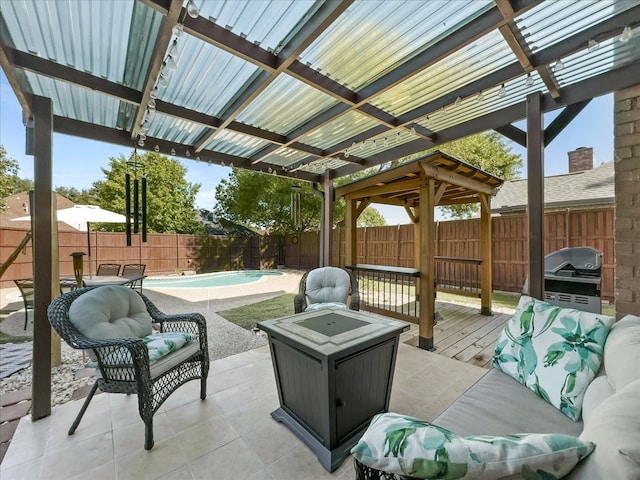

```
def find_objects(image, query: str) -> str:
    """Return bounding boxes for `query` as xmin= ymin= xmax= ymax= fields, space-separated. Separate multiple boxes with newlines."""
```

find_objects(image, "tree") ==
xmin=214 ymin=169 xmax=387 ymax=234
xmin=55 ymin=186 xmax=97 ymax=205
xmin=0 ymin=145 xmax=33 ymax=209
xmin=91 ymin=152 xmax=202 ymax=233
xmin=358 ymin=207 xmax=386 ymax=227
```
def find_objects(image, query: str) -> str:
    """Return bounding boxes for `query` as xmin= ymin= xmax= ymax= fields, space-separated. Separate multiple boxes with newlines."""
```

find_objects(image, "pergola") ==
xmin=336 ymin=151 xmax=504 ymax=349
xmin=1 ymin=0 xmax=639 ymax=419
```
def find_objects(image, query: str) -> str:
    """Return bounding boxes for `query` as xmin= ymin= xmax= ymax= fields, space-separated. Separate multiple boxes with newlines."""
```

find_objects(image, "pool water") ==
xmin=145 ymin=270 xmax=282 ymax=288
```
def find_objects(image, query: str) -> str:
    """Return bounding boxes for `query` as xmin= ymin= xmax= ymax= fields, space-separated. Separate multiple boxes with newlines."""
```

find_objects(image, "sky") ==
xmin=1 ymin=72 xmax=614 ymax=225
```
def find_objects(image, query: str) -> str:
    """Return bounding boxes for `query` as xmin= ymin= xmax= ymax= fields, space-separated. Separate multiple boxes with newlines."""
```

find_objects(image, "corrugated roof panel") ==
xmin=298 ymin=0 xmax=494 ymax=91
xmin=146 ymin=112 xmax=208 ymax=146
xmin=157 ymin=35 xmax=260 ymax=117
xmin=553 ymin=30 xmax=640 ymax=87
xmin=372 ymin=30 xmax=517 ymax=116
xmin=413 ymin=72 xmax=543 ymax=132
xmin=204 ymin=129 xmax=270 ymax=157
xmin=260 ymin=147 xmax=309 ymax=167
xmin=299 ymin=157 xmax=351 ymax=174
xmin=1 ymin=0 xmax=137 ymax=85
xmin=197 ymin=0 xmax=316 ymax=53
xmin=351 ymin=128 xmax=418 ymax=158
xmin=516 ymin=1 xmax=637 ymax=51
xmin=23 ymin=72 xmax=121 ymax=127
xmin=236 ymin=74 xmax=339 ymax=134
xmin=298 ymin=111 xmax=379 ymax=149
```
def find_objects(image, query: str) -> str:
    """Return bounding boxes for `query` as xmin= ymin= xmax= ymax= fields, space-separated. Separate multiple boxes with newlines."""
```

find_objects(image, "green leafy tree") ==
xmin=55 ymin=186 xmax=97 ymax=204
xmin=92 ymin=151 xmax=202 ymax=233
xmin=0 ymin=145 xmax=33 ymax=209
xmin=358 ymin=207 xmax=386 ymax=227
xmin=214 ymin=169 xmax=386 ymax=233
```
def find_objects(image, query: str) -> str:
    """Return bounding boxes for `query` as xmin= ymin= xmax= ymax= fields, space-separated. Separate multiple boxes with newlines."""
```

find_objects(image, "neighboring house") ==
xmin=491 ymin=148 xmax=614 ymax=215
xmin=0 ymin=191 xmax=78 ymax=231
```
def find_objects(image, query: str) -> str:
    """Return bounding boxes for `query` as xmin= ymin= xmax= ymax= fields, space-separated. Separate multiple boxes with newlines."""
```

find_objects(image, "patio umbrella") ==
xmin=12 ymin=205 xmax=127 ymax=276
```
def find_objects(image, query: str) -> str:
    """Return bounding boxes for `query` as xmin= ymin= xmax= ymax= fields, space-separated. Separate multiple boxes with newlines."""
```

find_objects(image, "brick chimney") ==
xmin=567 ymin=147 xmax=594 ymax=172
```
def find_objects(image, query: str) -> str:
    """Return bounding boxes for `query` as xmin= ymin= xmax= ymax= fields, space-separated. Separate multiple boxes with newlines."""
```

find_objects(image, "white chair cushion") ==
xmin=305 ymin=301 xmax=347 ymax=312
xmin=305 ymin=267 xmax=350 ymax=306
xmin=603 ymin=314 xmax=640 ymax=391
xmin=69 ymin=285 xmax=152 ymax=339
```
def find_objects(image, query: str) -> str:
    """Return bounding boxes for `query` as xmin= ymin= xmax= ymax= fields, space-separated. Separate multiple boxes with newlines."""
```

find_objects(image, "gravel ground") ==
xmin=0 ymin=271 xmax=303 ymax=406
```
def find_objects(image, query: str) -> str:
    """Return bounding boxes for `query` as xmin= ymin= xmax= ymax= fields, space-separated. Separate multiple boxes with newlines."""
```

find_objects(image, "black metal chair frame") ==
xmin=294 ymin=267 xmax=360 ymax=314
xmin=13 ymin=278 xmax=34 ymax=330
xmin=47 ymin=287 xmax=210 ymax=450
xmin=96 ymin=263 xmax=122 ymax=276
xmin=122 ymin=263 xmax=146 ymax=292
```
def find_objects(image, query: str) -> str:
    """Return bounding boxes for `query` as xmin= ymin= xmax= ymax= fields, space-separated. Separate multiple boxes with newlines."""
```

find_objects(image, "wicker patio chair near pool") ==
xmin=47 ymin=286 xmax=210 ymax=450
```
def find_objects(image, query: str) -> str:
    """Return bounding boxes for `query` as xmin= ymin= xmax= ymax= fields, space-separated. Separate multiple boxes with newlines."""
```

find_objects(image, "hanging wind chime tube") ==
xmin=142 ymin=176 xmax=147 ymax=242
xmin=291 ymin=185 xmax=302 ymax=231
xmin=125 ymin=173 xmax=132 ymax=246
xmin=126 ymin=149 xmax=148 ymax=247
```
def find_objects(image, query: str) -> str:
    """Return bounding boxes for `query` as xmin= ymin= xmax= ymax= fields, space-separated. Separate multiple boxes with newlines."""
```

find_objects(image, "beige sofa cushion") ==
xmin=581 ymin=376 xmax=615 ymax=425
xmin=579 ymin=379 xmax=640 ymax=479
xmin=604 ymin=314 xmax=640 ymax=391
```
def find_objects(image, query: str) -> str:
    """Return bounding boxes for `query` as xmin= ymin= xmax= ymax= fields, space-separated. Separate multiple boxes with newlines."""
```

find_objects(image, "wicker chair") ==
xmin=47 ymin=286 xmax=209 ymax=450
xmin=294 ymin=266 xmax=360 ymax=314
xmin=96 ymin=263 xmax=121 ymax=276
xmin=122 ymin=263 xmax=146 ymax=292
xmin=13 ymin=279 xmax=34 ymax=330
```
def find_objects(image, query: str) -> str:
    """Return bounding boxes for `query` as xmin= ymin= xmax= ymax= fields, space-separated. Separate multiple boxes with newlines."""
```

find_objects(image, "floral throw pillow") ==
xmin=492 ymin=296 xmax=614 ymax=421
xmin=351 ymin=413 xmax=594 ymax=479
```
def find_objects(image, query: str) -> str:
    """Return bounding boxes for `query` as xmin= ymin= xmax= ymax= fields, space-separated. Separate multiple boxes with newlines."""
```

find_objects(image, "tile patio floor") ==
xmin=0 ymin=340 xmax=487 ymax=480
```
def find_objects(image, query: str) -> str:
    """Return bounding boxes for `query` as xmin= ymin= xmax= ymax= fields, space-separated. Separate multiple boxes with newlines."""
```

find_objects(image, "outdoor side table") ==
xmin=258 ymin=308 xmax=409 ymax=472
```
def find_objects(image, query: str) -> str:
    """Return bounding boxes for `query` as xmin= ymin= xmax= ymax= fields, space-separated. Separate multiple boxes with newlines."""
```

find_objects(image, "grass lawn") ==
xmin=217 ymin=291 xmax=616 ymax=331
xmin=217 ymin=293 xmax=296 ymax=330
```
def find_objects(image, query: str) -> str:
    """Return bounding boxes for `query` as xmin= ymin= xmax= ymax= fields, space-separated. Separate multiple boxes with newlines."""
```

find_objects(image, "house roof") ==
xmin=1 ymin=191 xmax=78 ymax=231
xmin=491 ymin=162 xmax=614 ymax=213
xmin=197 ymin=209 xmax=258 ymax=236
xmin=1 ymin=1 xmax=639 ymax=184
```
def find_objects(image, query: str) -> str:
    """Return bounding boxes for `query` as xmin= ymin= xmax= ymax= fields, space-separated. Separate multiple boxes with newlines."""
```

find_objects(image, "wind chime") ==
xmin=126 ymin=150 xmax=147 ymax=246
xmin=291 ymin=185 xmax=302 ymax=232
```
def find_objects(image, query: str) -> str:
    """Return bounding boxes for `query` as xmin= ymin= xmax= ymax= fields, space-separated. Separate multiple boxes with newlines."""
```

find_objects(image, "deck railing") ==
xmin=434 ymin=256 xmax=482 ymax=297
xmin=346 ymin=264 xmax=420 ymax=323
xmin=347 ymin=258 xmax=482 ymax=322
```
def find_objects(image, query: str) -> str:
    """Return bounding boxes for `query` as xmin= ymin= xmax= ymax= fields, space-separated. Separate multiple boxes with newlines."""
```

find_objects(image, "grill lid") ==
xmin=544 ymin=247 xmax=601 ymax=277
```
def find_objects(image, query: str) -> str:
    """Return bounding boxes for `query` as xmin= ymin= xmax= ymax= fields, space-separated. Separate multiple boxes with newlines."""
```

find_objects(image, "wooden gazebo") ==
xmin=335 ymin=151 xmax=505 ymax=350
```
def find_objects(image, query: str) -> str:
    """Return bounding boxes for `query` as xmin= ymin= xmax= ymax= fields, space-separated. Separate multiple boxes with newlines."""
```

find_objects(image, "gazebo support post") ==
xmin=344 ymin=196 xmax=358 ymax=266
xmin=322 ymin=172 xmax=334 ymax=266
xmin=479 ymin=193 xmax=492 ymax=315
xmin=418 ymin=179 xmax=436 ymax=350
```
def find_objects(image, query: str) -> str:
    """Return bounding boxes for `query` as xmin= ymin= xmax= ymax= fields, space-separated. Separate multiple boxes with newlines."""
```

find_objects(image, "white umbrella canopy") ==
xmin=12 ymin=205 xmax=127 ymax=277
xmin=12 ymin=204 xmax=126 ymax=231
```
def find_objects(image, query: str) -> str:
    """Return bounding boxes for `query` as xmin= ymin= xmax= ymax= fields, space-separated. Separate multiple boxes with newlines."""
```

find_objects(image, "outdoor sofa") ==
xmin=352 ymin=296 xmax=640 ymax=479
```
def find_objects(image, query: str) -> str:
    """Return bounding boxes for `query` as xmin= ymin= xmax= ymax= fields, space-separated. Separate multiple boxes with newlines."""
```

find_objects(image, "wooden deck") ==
xmin=399 ymin=301 xmax=514 ymax=369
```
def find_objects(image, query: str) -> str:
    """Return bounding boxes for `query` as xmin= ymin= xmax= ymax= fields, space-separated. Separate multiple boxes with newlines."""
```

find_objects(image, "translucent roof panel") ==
xmin=298 ymin=0 xmax=494 ymax=91
xmin=260 ymin=147 xmax=309 ymax=167
xmin=553 ymin=29 xmax=640 ymax=88
xmin=299 ymin=157 xmax=351 ymax=175
xmin=146 ymin=112 xmax=208 ymax=146
xmin=197 ymin=0 xmax=316 ymax=53
xmin=236 ymin=74 xmax=339 ymax=135
xmin=157 ymin=34 xmax=260 ymax=117
xmin=413 ymin=72 xmax=544 ymax=133
xmin=371 ymin=29 xmax=517 ymax=116
xmin=0 ymin=0 xmax=152 ymax=89
xmin=298 ymin=111 xmax=379 ymax=149
xmin=515 ymin=1 xmax=637 ymax=51
xmin=203 ymin=129 xmax=271 ymax=158
xmin=23 ymin=72 xmax=122 ymax=127
xmin=350 ymin=128 xmax=418 ymax=158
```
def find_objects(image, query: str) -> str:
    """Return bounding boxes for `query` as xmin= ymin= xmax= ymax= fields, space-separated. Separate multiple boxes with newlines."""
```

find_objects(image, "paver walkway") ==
xmin=0 ymin=389 xmax=31 ymax=464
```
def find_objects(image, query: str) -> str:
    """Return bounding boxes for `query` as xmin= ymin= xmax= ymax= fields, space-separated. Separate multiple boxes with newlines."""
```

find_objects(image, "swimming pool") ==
xmin=144 ymin=270 xmax=283 ymax=288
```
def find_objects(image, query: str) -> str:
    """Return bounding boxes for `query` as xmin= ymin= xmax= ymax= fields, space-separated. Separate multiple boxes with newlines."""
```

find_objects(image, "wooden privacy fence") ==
xmin=2 ymin=207 xmax=614 ymax=300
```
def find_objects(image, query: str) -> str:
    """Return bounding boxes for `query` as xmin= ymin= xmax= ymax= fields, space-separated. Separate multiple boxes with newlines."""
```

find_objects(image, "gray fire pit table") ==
xmin=258 ymin=308 xmax=409 ymax=472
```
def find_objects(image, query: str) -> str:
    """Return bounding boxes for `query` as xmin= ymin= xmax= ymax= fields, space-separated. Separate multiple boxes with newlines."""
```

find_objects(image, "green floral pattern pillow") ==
xmin=352 ymin=413 xmax=594 ymax=480
xmin=492 ymin=296 xmax=614 ymax=421
xmin=89 ymin=332 xmax=195 ymax=367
